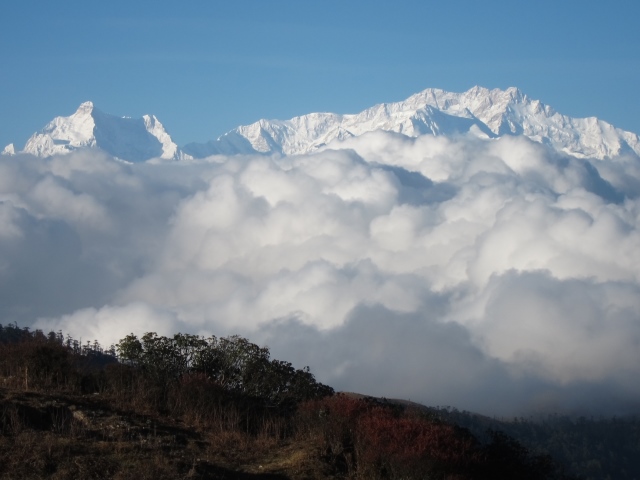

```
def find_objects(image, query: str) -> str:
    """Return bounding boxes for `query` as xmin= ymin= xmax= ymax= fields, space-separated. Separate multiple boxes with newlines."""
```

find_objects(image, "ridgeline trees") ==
xmin=115 ymin=332 xmax=334 ymax=408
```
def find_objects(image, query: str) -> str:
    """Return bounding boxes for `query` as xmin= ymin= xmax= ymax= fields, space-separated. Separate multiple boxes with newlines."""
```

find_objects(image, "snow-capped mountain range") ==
xmin=5 ymin=86 xmax=640 ymax=162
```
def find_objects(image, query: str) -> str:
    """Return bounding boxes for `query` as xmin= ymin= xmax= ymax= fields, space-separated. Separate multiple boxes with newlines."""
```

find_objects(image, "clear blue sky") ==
xmin=2 ymin=0 xmax=639 ymax=148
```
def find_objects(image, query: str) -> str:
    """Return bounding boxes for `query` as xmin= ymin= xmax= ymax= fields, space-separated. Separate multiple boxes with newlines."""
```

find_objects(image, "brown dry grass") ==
xmin=0 ymin=387 xmax=299 ymax=479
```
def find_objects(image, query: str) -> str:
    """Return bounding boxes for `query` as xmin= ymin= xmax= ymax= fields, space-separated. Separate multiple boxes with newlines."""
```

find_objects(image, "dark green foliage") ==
xmin=0 ymin=323 xmax=48 ymax=344
xmin=479 ymin=430 xmax=559 ymax=480
xmin=422 ymin=406 xmax=639 ymax=480
xmin=509 ymin=415 xmax=640 ymax=480
xmin=0 ymin=323 xmax=333 ymax=418
xmin=115 ymin=332 xmax=334 ymax=407
xmin=0 ymin=329 xmax=73 ymax=391
xmin=0 ymin=323 xmax=114 ymax=393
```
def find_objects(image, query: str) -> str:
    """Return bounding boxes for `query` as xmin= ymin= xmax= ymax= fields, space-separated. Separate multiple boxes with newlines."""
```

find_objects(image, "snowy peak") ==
xmin=185 ymin=86 xmax=640 ymax=160
xmin=2 ymin=144 xmax=16 ymax=156
xmin=23 ymin=101 xmax=97 ymax=157
xmin=23 ymin=102 xmax=180 ymax=162
xmin=77 ymin=101 xmax=95 ymax=113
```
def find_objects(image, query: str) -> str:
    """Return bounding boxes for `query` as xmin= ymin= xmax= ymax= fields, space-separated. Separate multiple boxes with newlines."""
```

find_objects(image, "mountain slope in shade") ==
xmin=23 ymin=102 xmax=180 ymax=162
xmin=184 ymin=86 xmax=640 ymax=160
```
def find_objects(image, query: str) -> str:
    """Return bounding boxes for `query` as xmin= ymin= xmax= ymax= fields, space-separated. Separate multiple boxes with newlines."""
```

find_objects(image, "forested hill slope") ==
xmin=0 ymin=323 xmax=628 ymax=479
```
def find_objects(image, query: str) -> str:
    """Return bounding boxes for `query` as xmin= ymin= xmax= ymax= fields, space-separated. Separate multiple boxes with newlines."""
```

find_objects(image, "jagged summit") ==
xmin=78 ymin=101 xmax=94 ymax=111
xmin=22 ymin=102 xmax=180 ymax=162
xmin=184 ymin=86 xmax=640 ymax=160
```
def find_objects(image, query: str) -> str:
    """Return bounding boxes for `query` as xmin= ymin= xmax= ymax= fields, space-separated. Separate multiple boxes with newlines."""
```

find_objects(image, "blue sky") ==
xmin=2 ymin=0 xmax=639 ymax=148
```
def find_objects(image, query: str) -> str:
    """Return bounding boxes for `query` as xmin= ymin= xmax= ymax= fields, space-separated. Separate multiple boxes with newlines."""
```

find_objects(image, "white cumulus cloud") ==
xmin=2 ymin=131 xmax=639 ymax=415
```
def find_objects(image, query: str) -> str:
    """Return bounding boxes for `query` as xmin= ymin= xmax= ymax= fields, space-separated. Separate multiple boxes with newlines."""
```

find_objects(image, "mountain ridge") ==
xmin=185 ymin=85 xmax=640 ymax=160
xmin=6 ymin=86 xmax=640 ymax=162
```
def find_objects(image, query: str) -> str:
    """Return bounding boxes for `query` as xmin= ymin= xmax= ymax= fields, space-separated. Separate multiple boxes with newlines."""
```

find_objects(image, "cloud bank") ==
xmin=2 ymin=132 xmax=640 ymax=416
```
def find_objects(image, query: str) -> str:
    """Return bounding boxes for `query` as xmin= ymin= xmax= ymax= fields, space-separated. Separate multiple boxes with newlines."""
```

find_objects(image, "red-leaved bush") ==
xmin=296 ymin=394 xmax=481 ymax=478
xmin=355 ymin=407 xmax=480 ymax=479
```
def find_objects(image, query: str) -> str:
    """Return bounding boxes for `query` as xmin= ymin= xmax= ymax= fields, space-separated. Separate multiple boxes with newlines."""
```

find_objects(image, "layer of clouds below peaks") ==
xmin=2 ymin=131 xmax=640 ymax=416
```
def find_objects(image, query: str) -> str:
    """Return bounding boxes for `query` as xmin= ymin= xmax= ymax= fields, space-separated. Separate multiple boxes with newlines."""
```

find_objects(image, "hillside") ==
xmin=0 ymin=324 xmax=577 ymax=480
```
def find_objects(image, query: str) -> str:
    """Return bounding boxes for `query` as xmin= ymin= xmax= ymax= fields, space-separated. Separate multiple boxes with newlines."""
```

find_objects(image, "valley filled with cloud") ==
xmin=2 ymin=131 xmax=640 ymax=416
